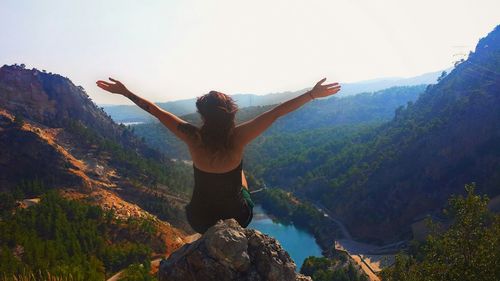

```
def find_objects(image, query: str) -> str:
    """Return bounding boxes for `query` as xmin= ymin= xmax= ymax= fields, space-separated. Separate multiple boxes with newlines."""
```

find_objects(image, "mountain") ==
xmin=130 ymin=85 xmax=426 ymax=162
xmin=245 ymin=25 xmax=500 ymax=243
xmin=0 ymin=65 xmax=197 ymax=277
xmin=101 ymin=70 xmax=442 ymax=123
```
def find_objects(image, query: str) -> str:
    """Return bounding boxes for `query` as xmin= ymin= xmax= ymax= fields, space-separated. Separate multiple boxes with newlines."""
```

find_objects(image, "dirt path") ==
xmin=312 ymin=201 xmax=397 ymax=280
xmin=350 ymin=254 xmax=381 ymax=281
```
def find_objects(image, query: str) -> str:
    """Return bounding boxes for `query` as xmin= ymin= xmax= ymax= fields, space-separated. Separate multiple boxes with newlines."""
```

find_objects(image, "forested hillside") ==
xmin=246 ymin=25 xmax=500 ymax=242
xmin=0 ymin=65 xmax=196 ymax=278
xmin=0 ymin=191 xmax=159 ymax=279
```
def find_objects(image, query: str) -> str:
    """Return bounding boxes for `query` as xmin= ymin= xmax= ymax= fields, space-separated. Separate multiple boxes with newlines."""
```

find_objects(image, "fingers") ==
xmin=109 ymin=77 xmax=118 ymax=83
xmin=327 ymin=85 xmax=341 ymax=91
xmin=324 ymin=82 xmax=339 ymax=87
xmin=328 ymin=87 xmax=341 ymax=94
xmin=315 ymin=78 xmax=327 ymax=86
xmin=96 ymin=83 xmax=109 ymax=90
xmin=96 ymin=81 xmax=112 ymax=91
xmin=96 ymin=80 xmax=112 ymax=86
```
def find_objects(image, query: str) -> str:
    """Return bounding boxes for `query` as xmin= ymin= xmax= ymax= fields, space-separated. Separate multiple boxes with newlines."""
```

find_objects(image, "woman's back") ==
xmin=187 ymin=134 xmax=244 ymax=173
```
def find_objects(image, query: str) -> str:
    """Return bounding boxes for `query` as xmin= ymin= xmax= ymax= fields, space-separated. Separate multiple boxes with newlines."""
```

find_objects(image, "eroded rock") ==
xmin=159 ymin=219 xmax=312 ymax=281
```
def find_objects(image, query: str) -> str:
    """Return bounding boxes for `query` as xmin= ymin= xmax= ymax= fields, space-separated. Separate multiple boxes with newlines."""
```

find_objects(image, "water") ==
xmin=121 ymin=121 xmax=144 ymax=126
xmin=248 ymin=205 xmax=323 ymax=270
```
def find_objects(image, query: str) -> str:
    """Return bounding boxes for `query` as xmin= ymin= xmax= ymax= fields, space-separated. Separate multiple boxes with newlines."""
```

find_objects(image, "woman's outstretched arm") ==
xmin=235 ymin=78 xmax=341 ymax=146
xmin=96 ymin=78 xmax=195 ymax=143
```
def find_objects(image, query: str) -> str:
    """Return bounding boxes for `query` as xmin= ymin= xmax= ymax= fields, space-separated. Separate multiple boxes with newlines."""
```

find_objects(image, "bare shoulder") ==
xmin=232 ymin=126 xmax=248 ymax=148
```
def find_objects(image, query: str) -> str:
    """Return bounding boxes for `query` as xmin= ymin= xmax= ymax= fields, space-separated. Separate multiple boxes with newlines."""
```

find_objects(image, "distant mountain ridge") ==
xmin=130 ymin=85 xmax=426 ymax=161
xmin=102 ymin=70 xmax=443 ymax=123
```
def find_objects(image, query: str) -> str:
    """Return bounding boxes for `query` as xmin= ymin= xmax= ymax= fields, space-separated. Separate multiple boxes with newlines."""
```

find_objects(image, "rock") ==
xmin=158 ymin=219 xmax=312 ymax=281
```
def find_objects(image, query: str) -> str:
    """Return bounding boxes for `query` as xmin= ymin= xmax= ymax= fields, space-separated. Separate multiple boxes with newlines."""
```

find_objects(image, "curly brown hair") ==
xmin=196 ymin=91 xmax=238 ymax=153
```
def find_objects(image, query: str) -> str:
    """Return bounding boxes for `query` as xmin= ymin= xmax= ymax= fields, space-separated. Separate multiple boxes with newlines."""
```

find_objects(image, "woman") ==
xmin=96 ymin=78 xmax=341 ymax=233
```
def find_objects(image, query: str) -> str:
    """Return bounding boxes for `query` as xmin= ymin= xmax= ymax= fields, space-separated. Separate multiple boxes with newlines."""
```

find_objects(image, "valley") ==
xmin=0 ymin=24 xmax=499 ymax=281
xmin=123 ymin=25 xmax=500 ymax=280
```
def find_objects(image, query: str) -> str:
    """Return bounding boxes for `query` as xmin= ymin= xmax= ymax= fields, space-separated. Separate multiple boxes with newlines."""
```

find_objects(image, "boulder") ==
xmin=159 ymin=219 xmax=312 ymax=281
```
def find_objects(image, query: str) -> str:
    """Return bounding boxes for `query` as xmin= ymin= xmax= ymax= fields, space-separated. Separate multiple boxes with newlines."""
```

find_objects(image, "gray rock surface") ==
xmin=158 ymin=219 xmax=312 ymax=281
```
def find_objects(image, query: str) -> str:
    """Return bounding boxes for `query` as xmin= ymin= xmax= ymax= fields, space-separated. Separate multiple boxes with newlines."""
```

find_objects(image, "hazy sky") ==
xmin=1 ymin=0 xmax=498 ymax=105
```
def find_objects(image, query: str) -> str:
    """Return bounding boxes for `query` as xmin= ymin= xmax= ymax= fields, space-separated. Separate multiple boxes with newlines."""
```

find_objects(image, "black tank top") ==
xmin=190 ymin=161 xmax=244 ymax=208
xmin=186 ymin=160 xmax=253 ymax=233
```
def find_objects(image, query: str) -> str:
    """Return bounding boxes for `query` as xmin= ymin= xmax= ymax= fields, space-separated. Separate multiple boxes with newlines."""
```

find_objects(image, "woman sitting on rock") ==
xmin=96 ymin=77 xmax=341 ymax=233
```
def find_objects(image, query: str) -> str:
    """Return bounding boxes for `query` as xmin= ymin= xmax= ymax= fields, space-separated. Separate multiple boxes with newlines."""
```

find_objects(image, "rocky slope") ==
xmin=158 ymin=219 xmax=312 ymax=281
xmin=0 ymin=65 xmax=116 ymax=138
xmin=0 ymin=107 xmax=188 ymax=254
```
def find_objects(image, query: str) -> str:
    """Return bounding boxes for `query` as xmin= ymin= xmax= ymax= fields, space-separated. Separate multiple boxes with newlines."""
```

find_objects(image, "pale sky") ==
xmin=1 ymin=0 xmax=498 ymax=105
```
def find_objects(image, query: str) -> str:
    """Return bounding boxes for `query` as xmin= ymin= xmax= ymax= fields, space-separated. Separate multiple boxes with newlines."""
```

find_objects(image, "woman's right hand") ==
xmin=309 ymin=78 xmax=341 ymax=99
xmin=96 ymin=77 xmax=129 ymax=96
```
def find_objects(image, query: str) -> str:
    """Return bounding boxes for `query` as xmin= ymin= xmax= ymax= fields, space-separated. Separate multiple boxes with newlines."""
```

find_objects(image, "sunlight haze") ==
xmin=1 ymin=0 xmax=498 ymax=104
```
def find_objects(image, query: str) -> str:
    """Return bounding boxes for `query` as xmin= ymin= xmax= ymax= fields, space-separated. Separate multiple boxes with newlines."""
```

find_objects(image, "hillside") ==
xmin=246 ymin=25 xmax=500 ymax=242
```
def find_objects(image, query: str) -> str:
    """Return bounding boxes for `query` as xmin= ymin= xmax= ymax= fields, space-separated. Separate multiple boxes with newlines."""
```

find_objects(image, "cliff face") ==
xmin=159 ymin=219 xmax=312 ymax=281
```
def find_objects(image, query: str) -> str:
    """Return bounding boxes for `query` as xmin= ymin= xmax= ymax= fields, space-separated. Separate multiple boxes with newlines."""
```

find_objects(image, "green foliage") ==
xmin=64 ymin=119 xmax=193 ymax=196
xmin=0 ymin=192 xmax=16 ymax=218
xmin=118 ymin=262 xmax=155 ymax=281
xmin=13 ymin=114 xmax=24 ymax=128
xmin=0 ymin=191 xmax=155 ymax=279
xmin=301 ymin=256 xmax=368 ymax=281
xmin=256 ymin=188 xmax=340 ymax=242
xmin=12 ymin=178 xmax=47 ymax=198
xmin=381 ymin=184 xmax=500 ymax=281
xmin=0 ymin=271 xmax=77 ymax=281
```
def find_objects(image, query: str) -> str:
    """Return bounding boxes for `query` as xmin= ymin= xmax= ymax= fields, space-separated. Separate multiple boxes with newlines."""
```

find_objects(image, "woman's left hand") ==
xmin=309 ymin=78 xmax=341 ymax=99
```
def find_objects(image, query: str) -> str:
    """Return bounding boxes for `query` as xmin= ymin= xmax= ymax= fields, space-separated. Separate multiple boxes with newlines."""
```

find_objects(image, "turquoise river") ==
xmin=248 ymin=205 xmax=323 ymax=270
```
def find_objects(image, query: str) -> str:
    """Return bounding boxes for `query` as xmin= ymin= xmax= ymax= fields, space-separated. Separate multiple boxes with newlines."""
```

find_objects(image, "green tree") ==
xmin=13 ymin=114 xmax=25 ymax=128
xmin=382 ymin=184 xmax=500 ymax=281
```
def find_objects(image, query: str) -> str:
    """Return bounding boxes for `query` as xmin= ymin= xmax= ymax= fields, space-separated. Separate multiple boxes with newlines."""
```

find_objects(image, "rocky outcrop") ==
xmin=0 ymin=64 xmax=162 ymax=160
xmin=158 ymin=219 xmax=312 ymax=281
xmin=0 ymin=64 xmax=117 ymax=138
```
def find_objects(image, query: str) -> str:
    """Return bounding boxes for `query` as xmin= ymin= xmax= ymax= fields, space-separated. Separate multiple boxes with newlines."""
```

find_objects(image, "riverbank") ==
xmin=249 ymin=205 xmax=323 ymax=270
xmin=253 ymin=188 xmax=398 ymax=281
xmin=252 ymin=189 xmax=342 ymax=256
